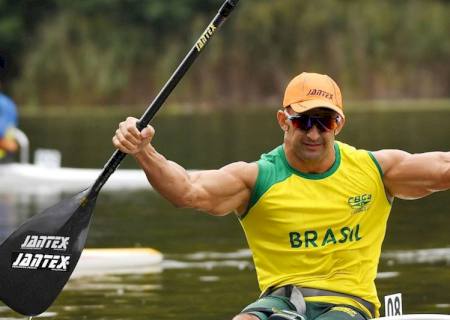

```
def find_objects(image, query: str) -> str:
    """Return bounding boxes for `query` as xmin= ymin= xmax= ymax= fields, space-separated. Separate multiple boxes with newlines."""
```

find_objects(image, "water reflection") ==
xmin=383 ymin=248 xmax=450 ymax=265
xmin=0 ymin=192 xmax=62 ymax=244
xmin=0 ymin=194 xmax=17 ymax=241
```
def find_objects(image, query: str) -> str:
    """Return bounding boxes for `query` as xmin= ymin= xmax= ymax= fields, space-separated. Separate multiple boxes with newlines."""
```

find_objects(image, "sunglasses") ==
xmin=285 ymin=111 xmax=340 ymax=132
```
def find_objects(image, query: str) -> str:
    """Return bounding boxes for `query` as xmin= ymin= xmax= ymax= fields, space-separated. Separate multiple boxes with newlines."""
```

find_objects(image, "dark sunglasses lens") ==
xmin=290 ymin=116 xmax=311 ymax=131
xmin=290 ymin=115 xmax=338 ymax=132
xmin=316 ymin=116 xmax=338 ymax=131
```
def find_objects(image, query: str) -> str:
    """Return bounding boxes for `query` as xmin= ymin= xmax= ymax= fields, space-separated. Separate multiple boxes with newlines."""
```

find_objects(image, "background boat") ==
xmin=0 ymin=128 xmax=150 ymax=194
xmin=0 ymin=162 xmax=150 ymax=194
xmin=73 ymin=247 xmax=163 ymax=278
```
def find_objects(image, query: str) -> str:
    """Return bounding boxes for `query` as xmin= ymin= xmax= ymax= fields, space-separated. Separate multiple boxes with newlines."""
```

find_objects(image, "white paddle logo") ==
xmin=20 ymin=235 xmax=69 ymax=251
xmin=12 ymin=253 xmax=70 ymax=271
xmin=10 ymin=234 xmax=71 ymax=272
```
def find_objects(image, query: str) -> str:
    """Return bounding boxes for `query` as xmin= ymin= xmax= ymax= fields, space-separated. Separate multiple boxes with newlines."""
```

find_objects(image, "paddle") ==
xmin=0 ymin=0 xmax=239 ymax=316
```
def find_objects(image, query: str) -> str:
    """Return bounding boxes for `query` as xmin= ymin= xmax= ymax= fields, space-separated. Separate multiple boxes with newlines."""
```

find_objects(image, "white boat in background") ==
xmin=0 ymin=128 xmax=151 ymax=194
xmin=0 ymin=162 xmax=150 ymax=194
xmin=72 ymin=247 xmax=163 ymax=279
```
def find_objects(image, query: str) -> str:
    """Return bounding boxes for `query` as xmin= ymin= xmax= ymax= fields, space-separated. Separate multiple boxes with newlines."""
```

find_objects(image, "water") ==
xmin=0 ymin=107 xmax=449 ymax=319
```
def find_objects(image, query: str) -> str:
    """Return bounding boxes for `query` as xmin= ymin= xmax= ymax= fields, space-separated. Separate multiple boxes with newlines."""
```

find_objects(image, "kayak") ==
xmin=71 ymin=247 xmax=163 ymax=278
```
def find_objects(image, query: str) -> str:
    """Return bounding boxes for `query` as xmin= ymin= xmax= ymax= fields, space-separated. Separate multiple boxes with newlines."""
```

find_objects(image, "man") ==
xmin=113 ymin=72 xmax=450 ymax=320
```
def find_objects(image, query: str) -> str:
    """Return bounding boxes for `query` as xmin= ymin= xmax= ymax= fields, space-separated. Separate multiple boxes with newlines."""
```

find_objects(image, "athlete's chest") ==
xmin=263 ymin=170 xmax=377 ymax=216
xmin=249 ymin=174 xmax=379 ymax=250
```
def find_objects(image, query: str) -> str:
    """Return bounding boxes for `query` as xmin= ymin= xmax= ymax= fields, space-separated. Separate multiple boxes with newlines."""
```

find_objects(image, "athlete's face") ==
xmin=278 ymin=107 xmax=344 ymax=163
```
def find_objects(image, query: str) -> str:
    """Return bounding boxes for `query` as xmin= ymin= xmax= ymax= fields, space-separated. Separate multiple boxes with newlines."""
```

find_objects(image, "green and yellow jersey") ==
xmin=239 ymin=141 xmax=392 ymax=317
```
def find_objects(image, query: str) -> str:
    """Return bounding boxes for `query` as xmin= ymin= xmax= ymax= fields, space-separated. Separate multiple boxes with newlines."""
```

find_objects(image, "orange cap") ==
xmin=283 ymin=72 xmax=344 ymax=118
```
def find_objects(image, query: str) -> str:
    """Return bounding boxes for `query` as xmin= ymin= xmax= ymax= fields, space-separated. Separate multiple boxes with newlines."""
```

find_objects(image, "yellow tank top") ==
xmin=239 ymin=141 xmax=391 ymax=317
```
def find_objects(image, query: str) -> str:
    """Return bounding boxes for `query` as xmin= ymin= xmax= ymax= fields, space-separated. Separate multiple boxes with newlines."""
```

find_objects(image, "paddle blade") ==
xmin=0 ymin=189 xmax=97 ymax=316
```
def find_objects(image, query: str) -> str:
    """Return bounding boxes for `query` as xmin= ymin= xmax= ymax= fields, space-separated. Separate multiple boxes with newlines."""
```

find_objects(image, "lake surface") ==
xmin=0 ymin=107 xmax=449 ymax=319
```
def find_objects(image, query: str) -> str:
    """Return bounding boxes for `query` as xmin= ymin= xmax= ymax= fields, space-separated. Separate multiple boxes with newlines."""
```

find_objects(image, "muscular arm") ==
xmin=373 ymin=149 xmax=450 ymax=200
xmin=135 ymin=147 xmax=256 ymax=215
xmin=113 ymin=117 xmax=257 ymax=216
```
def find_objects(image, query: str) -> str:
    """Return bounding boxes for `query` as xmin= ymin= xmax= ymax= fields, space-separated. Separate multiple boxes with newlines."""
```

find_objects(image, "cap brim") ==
xmin=290 ymin=99 xmax=344 ymax=118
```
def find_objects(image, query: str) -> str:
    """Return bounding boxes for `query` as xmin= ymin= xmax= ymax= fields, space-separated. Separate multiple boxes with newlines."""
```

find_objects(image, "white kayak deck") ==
xmin=0 ymin=163 xmax=151 ymax=194
xmin=72 ymin=247 xmax=163 ymax=278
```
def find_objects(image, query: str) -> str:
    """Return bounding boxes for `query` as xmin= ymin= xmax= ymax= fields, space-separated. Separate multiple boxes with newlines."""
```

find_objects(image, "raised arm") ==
xmin=112 ymin=117 xmax=258 ymax=216
xmin=373 ymin=149 xmax=450 ymax=200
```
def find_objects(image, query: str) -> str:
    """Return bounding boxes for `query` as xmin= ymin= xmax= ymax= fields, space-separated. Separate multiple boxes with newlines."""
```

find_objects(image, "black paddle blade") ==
xmin=0 ymin=189 xmax=97 ymax=316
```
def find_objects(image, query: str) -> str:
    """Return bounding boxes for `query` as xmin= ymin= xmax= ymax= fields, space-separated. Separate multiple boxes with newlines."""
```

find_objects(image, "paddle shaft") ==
xmin=0 ymin=1 xmax=239 ymax=316
xmin=90 ymin=0 xmax=239 ymax=196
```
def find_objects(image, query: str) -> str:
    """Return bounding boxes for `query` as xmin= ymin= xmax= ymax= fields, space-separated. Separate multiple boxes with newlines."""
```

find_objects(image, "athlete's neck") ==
xmin=284 ymin=143 xmax=336 ymax=174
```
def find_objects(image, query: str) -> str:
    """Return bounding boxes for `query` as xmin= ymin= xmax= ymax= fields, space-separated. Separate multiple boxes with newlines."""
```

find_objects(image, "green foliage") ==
xmin=1 ymin=0 xmax=449 ymax=108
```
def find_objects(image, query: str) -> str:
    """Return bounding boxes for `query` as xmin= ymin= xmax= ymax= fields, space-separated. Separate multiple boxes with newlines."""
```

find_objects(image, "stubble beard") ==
xmin=294 ymin=139 xmax=332 ymax=164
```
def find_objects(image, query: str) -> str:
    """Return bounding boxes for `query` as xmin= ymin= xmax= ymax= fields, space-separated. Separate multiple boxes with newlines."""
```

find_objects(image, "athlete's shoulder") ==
xmin=336 ymin=140 xmax=361 ymax=153
xmin=336 ymin=141 xmax=372 ymax=160
xmin=336 ymin=141 xmax=384 ymax=179
xmin=257 ymin=145 xmax=292 ymax=177
xmin=259 ymin=145 xmax=284 ymax=163
xmin=251 ymin=145 xmax=292 ymax=195
xmin=243 ymin=146 xmax=292 ymax=218
xmin=220 ymin=161 xmax=258 ymax=187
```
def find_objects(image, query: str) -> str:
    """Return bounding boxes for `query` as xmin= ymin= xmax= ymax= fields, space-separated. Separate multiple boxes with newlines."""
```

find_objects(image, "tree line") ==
xmin=0 ymin=0 xmax=448 ymax=109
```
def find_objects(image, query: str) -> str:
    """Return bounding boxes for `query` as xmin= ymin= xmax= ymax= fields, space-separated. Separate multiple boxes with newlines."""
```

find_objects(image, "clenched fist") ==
xmin=112 ymin=117 xmax=155 ymax=154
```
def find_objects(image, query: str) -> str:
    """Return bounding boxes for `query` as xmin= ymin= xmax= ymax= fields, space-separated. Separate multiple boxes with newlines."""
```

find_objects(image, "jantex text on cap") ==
xmin=307 ymin=89 xmax=334 ymax=100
